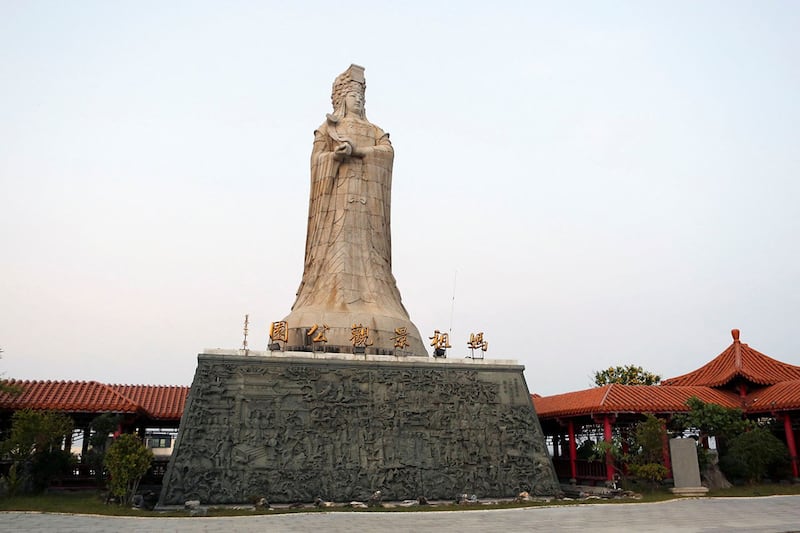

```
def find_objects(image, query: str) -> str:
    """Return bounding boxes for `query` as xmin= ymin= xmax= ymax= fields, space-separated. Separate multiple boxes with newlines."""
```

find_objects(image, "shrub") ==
xmin=104 ymin=434 xmax=153 ymax=506
xmin=29 ymin=448 xmax=75 ymax=492
xmin=719 ymin=428 xmax=789 ymax=484
xmin=628 ymin=463 xmax=670 ymax=485
xmin=631 ymin=414 xmax=666 ymax=465
xmin=576 ymin=439 xmax=595 ymax=460
xmin=625 ymin=414 xmax=669 ymax=489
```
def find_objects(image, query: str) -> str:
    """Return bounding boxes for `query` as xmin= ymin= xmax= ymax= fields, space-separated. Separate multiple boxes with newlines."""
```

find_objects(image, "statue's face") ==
xmin=345 ymin=91 xmax=364 ymax=114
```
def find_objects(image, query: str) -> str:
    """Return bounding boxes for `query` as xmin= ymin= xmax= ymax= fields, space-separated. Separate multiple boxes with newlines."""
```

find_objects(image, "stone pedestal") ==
xmin=158 ymin=350 xmax=559 ymax=505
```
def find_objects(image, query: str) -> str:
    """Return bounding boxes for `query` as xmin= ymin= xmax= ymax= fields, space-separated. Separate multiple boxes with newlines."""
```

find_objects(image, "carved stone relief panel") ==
xmin=160 ymin=355 xmax=559 ymax=505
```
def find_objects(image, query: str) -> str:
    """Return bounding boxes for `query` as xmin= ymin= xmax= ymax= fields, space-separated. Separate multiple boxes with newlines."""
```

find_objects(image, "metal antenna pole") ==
xmin=242 ymin=314 xmax=249 ymax=353
xmin=449 ymin=269 xmax=457 ymax=335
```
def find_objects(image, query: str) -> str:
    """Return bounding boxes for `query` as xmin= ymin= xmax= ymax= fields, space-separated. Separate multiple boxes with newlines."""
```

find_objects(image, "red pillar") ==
xmin=784 ymin=414 xmax=799 ymax=479
xmin=568 ymin=419 xmax=577 ymax=481
xmin=604 ymin=414 xmax=614 ymax=481
xmin=661 ymin=419 xmax=672 ymax=479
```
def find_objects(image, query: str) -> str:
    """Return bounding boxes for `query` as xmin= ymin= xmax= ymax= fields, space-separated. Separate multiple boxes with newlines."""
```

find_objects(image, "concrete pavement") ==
xmin=3 ymin=495 xmax=800 ymax=532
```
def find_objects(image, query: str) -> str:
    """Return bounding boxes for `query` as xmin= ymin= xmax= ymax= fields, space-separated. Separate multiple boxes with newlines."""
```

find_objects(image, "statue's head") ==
xmin=331 ymin=64 xmax=366 ymax=120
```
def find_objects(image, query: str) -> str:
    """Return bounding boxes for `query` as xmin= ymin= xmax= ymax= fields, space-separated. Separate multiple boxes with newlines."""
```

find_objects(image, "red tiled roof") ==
xmin=745 ymin=380 xmax=800 ymax=413
xmin=661 ymin=329 xmax=800 ymax=387
xmin=533 ymin=384 xmax=741 ymax=419
xmin=0 ymin=380 xmax=141 ymax=414
xmin=0 ymin=380 xmax=190 ymax=421
xmin=110 ymin=384 xmax=190 ymax=420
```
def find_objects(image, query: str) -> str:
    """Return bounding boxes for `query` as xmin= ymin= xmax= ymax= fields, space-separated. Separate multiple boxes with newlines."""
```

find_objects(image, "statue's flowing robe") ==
xmin=284 ymin=116 xmax=426 ymax=354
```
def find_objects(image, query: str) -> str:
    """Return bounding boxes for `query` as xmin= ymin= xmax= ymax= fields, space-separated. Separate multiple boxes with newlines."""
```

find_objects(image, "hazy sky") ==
xmin=1 ymin=1 xmax=798 ymax=396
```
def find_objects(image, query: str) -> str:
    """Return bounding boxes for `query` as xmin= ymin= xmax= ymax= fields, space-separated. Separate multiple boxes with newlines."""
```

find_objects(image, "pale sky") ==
xmin=1 ymin=1 xmax=798 ymax=396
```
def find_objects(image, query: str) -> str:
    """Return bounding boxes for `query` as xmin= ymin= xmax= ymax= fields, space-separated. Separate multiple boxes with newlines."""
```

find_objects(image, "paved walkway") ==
xmin=3 ymin=496 xmax=800 ymax=532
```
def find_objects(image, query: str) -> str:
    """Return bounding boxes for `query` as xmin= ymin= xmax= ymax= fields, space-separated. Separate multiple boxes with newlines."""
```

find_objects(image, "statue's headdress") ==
xmin=330 ymin=64 xmax=366 ymax=121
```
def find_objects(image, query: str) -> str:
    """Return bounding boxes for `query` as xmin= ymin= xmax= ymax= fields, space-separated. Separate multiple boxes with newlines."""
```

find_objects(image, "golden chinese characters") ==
xmin=468 ymin=332 xmax=489 ymax=352
xmin=429 ymin=330 xmax=452 ymax=350
xmin=269 ymin=321 xmax=288 ymax=343
xmin=307 ymin=323 xmax=330 ymax=344
xmin=350 ymin=324 xmax=373 ymax=347
xmin=392 ymin=327 xmax=410 ymax=349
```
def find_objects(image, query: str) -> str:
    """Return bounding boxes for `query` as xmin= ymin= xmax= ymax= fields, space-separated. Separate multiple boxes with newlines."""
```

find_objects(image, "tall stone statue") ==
xmin=283 ymin=65 xmax=427 ymax=355
xmin=160 ymin=66 xmax=561 ymax=506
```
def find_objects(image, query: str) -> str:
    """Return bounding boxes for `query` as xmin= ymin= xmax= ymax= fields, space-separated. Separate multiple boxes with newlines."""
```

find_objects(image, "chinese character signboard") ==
xmin=467 ymin=332 xmax=488 ymax=359
xmin=350 ymin=324 xmax=373 ymax=349
xmin=269 ymin=321 xmax=288 ymax=343
xmin=429 ymin=329 xmax=451 ymax=357
xmin=392 ymin=327 xmax=410 ymax=349
xmin=308 ymin=323 xmax=330 ymax=349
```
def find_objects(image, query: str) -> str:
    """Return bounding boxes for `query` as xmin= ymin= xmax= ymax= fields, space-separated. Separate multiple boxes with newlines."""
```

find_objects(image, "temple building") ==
xmin=533 ymin=329 xmax=800 ymax=483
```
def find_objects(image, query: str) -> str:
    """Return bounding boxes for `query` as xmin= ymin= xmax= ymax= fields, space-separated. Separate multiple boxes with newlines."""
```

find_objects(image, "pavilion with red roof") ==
xmin=533 ymin=329 xmax=800 ymax=483
xmin=0 ymin=380 xmax=189 ymax=462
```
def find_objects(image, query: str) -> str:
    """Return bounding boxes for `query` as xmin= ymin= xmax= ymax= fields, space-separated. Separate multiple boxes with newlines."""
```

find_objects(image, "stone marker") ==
xmin=669 ymin=437 xmax=709 ymax=496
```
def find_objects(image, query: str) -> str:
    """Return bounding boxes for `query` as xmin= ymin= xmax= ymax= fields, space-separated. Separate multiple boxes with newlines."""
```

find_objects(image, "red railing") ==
xmin=552 ymin=458 xmax=608 ymax=482
xmin=2 ymin=458 xmax=169 ymax=490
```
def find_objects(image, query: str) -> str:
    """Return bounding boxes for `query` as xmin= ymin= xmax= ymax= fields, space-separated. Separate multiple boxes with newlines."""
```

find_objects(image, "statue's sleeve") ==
xmin=373 ymin=127 xmax=393 ymax=159
xmin=367 ymin=125 xmax=394 ymax=266
xmin=304 ymin=125 xmax=339 ymax=263
xmin=369 ymin=126 xmax=393 ymax=172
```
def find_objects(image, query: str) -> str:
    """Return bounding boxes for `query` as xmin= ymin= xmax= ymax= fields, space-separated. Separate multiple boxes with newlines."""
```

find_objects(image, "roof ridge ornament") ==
xmin=731 ymin=328 xmax=743 ymax=370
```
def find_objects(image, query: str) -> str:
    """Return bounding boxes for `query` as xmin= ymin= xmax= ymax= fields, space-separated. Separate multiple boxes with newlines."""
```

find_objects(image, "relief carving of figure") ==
xmin=283 ymin=65 xmax=426 ymax=355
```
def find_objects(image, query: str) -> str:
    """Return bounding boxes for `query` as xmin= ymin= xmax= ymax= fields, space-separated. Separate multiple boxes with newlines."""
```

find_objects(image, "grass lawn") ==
xmin=0 ymin=491 xmax=183 ymax=517
xmin=1 ymin=484 xmax=798 ymax=517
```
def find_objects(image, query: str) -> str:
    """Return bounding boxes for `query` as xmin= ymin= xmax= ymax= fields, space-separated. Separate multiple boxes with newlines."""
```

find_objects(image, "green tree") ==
xmin=671 ymin=397 xmax=752 ymax=454
xmin=671 ymin=396 xmax=756 ymax=483
xmin=630 ymin=414 xmax=667 ymax=464
xmin=593 ymin=365 xmax=661 ymax=386
xmin=625 ymin=414 xmax=670 ymax=488
xmin=84 ymin=413 xmax=122 ymax=487
xmin=590 ymin=414 xmax=670 ymax=489
xmin=0 ymin=409 xmax=75 ymax=493
xmin=104 ymin=434 xmax=153 ymax=506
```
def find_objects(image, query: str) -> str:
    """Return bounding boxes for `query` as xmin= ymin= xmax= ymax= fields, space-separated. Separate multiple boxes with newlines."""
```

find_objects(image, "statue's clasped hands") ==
xmin=334 ymin=141 xmax=352 ymax=160
xmin=334 ymin=138 xmax=370 ymax=160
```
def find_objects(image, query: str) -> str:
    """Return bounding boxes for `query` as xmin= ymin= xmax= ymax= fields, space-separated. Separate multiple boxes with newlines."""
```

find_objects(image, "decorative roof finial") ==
xmin=731 ymin=328 xmax=740 ymax=342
